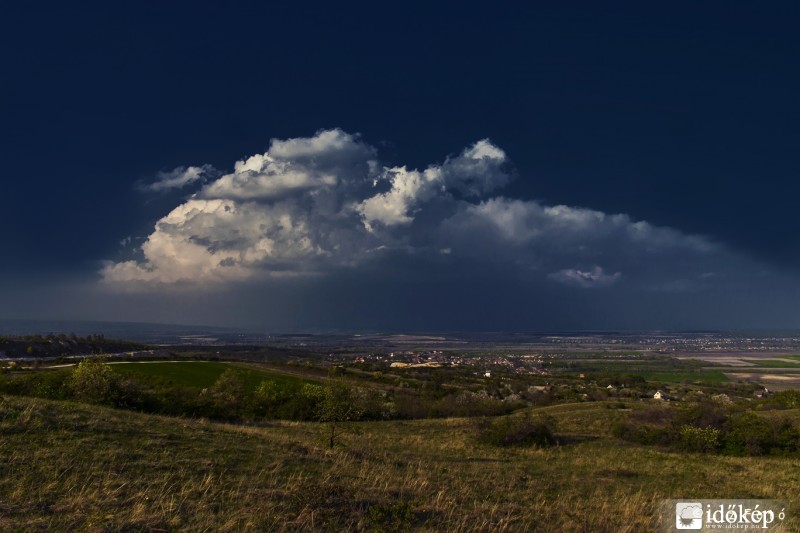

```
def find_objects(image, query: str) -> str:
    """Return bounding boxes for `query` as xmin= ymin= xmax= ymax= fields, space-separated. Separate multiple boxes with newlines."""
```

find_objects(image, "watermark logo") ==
xmin=676 ymin=502 xmax=703 ymax=529
xmin=663 ymin=500 xmax=787 ymax=531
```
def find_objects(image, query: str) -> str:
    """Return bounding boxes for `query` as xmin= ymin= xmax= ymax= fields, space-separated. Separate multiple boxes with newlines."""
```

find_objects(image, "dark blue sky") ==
xmin=3 ymin=2 xmax=800 ymax=331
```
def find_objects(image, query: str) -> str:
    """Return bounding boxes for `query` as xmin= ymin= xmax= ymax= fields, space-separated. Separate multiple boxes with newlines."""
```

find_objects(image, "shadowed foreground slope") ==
xmin=0 ymin=397 xmax=797 ymax=531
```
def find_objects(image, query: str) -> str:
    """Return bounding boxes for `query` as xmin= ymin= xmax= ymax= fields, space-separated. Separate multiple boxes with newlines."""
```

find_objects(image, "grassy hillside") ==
xmin=0 ymin=395 xmax=796 ymax=531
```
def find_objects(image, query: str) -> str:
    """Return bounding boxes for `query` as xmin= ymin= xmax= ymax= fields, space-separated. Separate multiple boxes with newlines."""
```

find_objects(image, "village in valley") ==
xmin=302 ymin=331 xmax=798 ymax=407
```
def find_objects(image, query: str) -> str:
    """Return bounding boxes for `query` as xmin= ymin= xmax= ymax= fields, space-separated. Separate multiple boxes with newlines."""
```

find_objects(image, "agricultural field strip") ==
xmin=110 ymin=360 xmax=316 ymax=389
xmin=724 ymin=372 xmax=800 ymax=382
xmin=705 ymin=366 xmax=800 ymax=373
xmin=113 ymin=360 xmax=338 ymax=384
xmin=632 ymin=371 xmax=730 ymax=383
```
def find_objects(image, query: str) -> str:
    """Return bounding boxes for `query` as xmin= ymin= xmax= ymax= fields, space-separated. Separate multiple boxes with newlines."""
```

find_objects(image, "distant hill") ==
xmin=0 ymin=333 xmax=146 ymax=359
xmin=0 ymin=319 xmax=245 ymax=344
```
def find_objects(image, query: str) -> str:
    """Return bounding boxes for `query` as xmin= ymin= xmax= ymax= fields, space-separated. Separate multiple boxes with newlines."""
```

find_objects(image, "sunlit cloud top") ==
xmin=102 ymin=129 xmax=732 ymax=293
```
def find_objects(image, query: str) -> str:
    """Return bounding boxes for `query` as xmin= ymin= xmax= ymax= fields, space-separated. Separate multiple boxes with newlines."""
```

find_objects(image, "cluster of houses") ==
xmin=345 ymin=350 xmax=550 ymax=376
xmin=651 ymin=387 xmax=769 ymax=402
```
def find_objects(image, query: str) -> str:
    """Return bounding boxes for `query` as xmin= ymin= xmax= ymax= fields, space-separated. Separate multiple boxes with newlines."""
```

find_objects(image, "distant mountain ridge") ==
xmin=0 ymin=319 xmax=244 ymax=343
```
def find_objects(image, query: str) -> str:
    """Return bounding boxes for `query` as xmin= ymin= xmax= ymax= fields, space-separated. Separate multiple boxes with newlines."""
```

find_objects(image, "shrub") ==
xmin=252 ymin=379 xmax=293 ymax=418
xmin=1 ymin=370 xmax=70 ymax=400
xmin=764 ymin=390 xmax=800 ymax=409
xmin=477 ymin=413 xmax=557 ymax=447
xmin=429 ymin=391 xmax=512 ymax=418
xmin=365 ymin=499 xmax=416 ymax=532
xmin=723 ymin=411 xmax=773 ymax=456
xmin=710 ymin=393 xmax=733 ymax=405
xmin=155 ymin=383 xmax=204 ymax=417
xmin=611 ymin=420 xmax=668 ymax=446
xmin=200 ymin=369 xmax=249 ymax=419
xmin=69 ymin=360 xmax=122 ymax=406
xmin=631 ymin=405 xmax=677 ymax=425
xmin=673 ymin=401 xmax=729 ymax=431
xmin=721 ymin=411 xmax=800 ymax=456
xmin=67 ymin=360 xmax=150 ymax=409
xmin=285 ymin=383 xmax=325 ymax=421
xmin=317 ymin=381 xmax=364 ymax=448
xmin=772 ymin=419 xmax=800 ymax=454
xmin=392 ymin=391 xmax=430 ymax=419
xmin=355 ymin=388 xmax=391 ymax=420
xmin=677 ymin=425 xmax=721 ymax=453
xmin=612 ymin=402 xmax=800 ymax=457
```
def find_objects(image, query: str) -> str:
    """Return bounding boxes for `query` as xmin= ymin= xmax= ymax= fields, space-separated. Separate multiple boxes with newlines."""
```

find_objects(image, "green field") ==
xmin=110 ymin=361 xmax=314 ymax=390
xmin=741 ymin=359 xmax=800 ymax=369
xmin=536 ymin=353 xmax=742 ymax=386
xmin=633 ymin=370 xmax=730 ymax=383
xmin=0 ymin=395 xmax=796 ymax=531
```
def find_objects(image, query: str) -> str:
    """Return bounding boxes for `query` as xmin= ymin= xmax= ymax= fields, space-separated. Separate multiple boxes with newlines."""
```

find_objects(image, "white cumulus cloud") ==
xmin=201 ymin=129 xmax=377 ymax=201
xmin=355 ymin=139 xmax=509 ymax=230
xmin=102 ymin=129 xmax=731 ymax=291
xmin=139 ymin=165 xmax=218 ymax=192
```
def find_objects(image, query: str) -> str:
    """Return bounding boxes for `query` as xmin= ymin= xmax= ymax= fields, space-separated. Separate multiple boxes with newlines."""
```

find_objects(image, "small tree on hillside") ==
xmin=253 ymin=379 xmax=287 ymax=418
xmin=69 ymin=359 xmax=120 ymax=405
xmin=203 ymin=369 xmax=248 ymax=419
xmin=317 ymin=381 xmax=363 ymax=449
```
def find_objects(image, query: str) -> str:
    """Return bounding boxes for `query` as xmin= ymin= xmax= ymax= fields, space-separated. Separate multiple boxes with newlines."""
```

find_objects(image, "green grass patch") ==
xmin=110 ymin=361 xmax=313 ymax=390
xmin=739 ymin=359 xmax=800 ymax=368
xmin=549 ymin=358 xmax=706 ymax=375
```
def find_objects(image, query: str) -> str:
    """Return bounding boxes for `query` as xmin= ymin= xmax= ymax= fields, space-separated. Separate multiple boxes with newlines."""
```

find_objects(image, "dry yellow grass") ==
xmin=0 ymin=395 xmax=797 ymax=531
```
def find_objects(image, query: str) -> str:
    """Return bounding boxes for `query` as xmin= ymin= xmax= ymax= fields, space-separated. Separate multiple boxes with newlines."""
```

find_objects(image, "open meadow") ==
xmin=0 ymin=395 xmax=797 ymax=531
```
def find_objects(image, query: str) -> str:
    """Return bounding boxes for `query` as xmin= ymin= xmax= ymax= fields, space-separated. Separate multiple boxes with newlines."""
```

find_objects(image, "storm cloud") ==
xmin=102 ymin=129 xmax=749 ymax=299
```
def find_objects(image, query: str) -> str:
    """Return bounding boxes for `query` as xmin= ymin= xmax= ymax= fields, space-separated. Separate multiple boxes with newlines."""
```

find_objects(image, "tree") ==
xmin=292 ymin=383 xmax=325 ymax=420
xmin=767 ymin=390 xmax=800 ymax=409
xmin=317 ymin=381 xmax=363 ymax=449
xmin=203 ymin=369 xmax=248 ymax=419
xmin=69 ymin=359 xmax=120 ymax=405
xmin=254 ymin=380 xmax=281 ymax=417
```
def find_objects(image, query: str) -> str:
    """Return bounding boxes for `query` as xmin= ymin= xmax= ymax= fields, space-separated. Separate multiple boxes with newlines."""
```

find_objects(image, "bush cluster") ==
xmin=0 ymin=362 xmax=528 ymax=424
xmin=612 ymin=401 xmax=800 ymax=456
xmin=390 ymin=390 xmax=520 ymax=420
xmin=0 ymin=363 xmax=330 ymax=422
xmin=476 ymin=413 xmax=558 ymax=447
